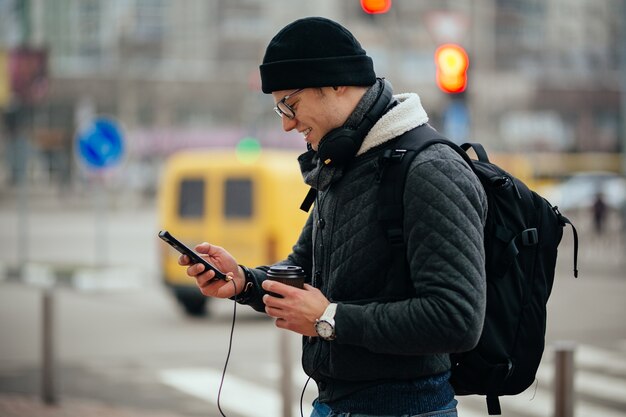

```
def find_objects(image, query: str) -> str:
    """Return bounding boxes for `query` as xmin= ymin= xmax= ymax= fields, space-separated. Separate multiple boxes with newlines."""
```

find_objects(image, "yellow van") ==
xmin=157 ymin=148 xmax=309 ymax=316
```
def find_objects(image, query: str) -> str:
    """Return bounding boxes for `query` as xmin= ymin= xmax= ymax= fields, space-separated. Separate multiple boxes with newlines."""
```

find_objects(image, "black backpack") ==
xmin=377 ymin=124 xmax=579 ymax=415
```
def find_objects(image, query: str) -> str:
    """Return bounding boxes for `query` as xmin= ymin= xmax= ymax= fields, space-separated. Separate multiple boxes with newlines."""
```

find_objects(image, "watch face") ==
xmin=316 ymin=321 xmax=334 ymax=339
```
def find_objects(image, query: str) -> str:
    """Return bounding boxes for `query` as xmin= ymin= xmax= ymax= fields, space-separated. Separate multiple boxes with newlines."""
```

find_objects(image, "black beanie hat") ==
xmin=260 ymin=17 xmax=376 ymax=93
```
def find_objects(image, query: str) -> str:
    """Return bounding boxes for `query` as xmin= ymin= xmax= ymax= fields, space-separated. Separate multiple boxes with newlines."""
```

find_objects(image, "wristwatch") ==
xmin=315 ymin=303 xmax=337 ymax=341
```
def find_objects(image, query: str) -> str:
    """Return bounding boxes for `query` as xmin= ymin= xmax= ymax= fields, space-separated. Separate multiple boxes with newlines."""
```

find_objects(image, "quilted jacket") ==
xmin=243 ymin=92 xmax=487 ymax=402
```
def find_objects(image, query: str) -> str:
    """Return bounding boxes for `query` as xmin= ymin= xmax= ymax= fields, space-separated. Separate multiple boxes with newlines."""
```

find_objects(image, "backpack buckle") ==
xmin=381 ymin=149 xmax=407 ymax=164
xmin=522 ymin=228 xmax=538 ymax=246
xmin=377 ymin=149 xmax=408 ymax=182
xmin=385 ymin=228 xmax=404 ymax=248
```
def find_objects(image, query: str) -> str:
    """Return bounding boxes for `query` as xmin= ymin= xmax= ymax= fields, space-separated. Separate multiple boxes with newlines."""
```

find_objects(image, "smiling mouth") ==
xmin=301 ymin=128 xmax=312 ymax=139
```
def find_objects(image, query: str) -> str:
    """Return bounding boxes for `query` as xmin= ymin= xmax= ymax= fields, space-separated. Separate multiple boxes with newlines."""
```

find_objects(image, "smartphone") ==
xmin=158 ymin=230 xmax=227 ymax=280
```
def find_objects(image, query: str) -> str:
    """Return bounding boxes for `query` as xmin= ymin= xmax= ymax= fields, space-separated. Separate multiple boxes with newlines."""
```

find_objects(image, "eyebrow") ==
xmin=277 ymin=89 xmax=303 ymax=105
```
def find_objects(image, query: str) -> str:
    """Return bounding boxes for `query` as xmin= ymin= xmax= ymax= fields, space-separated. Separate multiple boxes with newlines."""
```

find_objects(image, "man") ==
xmin=181 ymin=17 xmax=487 ymax=417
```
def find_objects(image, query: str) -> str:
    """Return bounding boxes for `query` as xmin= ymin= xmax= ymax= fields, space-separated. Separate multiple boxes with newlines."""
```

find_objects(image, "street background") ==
xmin=1 ymin=0 xmax=626 ymax=416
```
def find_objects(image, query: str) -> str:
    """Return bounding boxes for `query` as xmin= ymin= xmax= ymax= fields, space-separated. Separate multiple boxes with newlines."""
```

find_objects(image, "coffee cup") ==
xmin=266 ymin=265 xmax=305 ymax=297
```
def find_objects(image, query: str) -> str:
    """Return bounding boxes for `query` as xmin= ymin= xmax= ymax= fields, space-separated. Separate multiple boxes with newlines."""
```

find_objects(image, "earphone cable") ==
xmin=300 ymin=374 xmax=312 ymax=417
xmin=299 ymin=350 xmax=330 ymax=417
xmin=216 ymin=279 xmax=238 ymax=417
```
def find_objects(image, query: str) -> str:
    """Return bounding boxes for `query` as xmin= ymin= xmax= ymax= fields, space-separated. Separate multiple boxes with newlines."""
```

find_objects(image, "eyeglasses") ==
xmin=273 ymin=88 xmax=304 ymax=120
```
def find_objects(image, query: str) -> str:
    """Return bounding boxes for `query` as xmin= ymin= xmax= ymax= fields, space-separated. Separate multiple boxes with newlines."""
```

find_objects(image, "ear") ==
xmin=328 ymin=86 xmax=348 ymax=98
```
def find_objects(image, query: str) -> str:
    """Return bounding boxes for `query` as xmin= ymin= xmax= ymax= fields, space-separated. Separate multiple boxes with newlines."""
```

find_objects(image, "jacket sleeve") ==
xmin=236 ymin=212 xmax=314 ymax=312
xmin=337 ymin=145 xmax=488 ymax=354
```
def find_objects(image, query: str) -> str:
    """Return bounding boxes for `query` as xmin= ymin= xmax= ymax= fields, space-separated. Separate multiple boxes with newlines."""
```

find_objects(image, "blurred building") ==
xmin=0 ymin=0 xmax=623 ymax=190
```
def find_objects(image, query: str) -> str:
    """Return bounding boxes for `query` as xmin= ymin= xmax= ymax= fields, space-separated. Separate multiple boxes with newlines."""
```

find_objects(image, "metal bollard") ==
xmin=553 ymin=341 xmax=576 ymax=417
xmin=42 ymin=288 xmax=58 ymax=405
xmin=279 ymin=331 xmax=293 ymax=417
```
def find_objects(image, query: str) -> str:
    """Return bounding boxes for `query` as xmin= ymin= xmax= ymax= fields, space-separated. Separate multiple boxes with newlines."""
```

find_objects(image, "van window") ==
xmin=178 ymin=178 xmax=204 ymax=218
xmin=224 ymin=178 xmax=253 ymax=218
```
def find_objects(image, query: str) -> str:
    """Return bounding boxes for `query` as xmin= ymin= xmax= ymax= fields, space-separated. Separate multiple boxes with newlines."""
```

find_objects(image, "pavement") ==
xmin=0 ymin=359 xmax=220 ymax=417
xmin=0 ymin=393 xmax=189 ymax=417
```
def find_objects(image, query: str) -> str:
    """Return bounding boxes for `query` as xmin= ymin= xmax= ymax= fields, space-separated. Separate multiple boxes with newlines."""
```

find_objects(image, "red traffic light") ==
xmin=360 ymin=0 xmax=392 ymax=14
xmin=435 ymin=44 xmax=469 ymax=94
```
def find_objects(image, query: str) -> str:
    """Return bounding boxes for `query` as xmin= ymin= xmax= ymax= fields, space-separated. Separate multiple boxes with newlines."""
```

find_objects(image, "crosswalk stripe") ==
xmin=507 ymin=385 xmax=624 ymax=417
xmin=536 ymin=365 xmax=626 ymax=406
xmin=458 ymin=387 xmax=625 ymax=417
xmin=159 ymin=343 xmax=626 ymax=417
xmin=160 ymin=367 xmax=625 ymax=417
xmin=160 ymin=366 xmax=487 ymax=417
xmin=573 ymin=344 xmax=626 ymax=374
xmin=160 ymin=368 xmax=310 ymax=417
xmin=537 ymin=343 xmax=626 ymax=407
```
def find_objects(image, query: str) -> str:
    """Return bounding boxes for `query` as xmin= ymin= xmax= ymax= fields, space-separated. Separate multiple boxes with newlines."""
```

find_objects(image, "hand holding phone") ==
xmin=158 ymin=230 xmax=227 ymax=280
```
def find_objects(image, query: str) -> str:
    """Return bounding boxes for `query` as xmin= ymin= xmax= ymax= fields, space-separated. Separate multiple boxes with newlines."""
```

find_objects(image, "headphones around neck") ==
xmin=316 ymin=78 xmax=393 ymax=167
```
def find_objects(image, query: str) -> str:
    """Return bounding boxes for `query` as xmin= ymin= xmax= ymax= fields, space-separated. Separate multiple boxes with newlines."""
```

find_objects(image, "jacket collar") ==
xmin=298 ymin=92 xmax=429 ymax=191
xmin=356 ymin=93 xmax=429 ymax=156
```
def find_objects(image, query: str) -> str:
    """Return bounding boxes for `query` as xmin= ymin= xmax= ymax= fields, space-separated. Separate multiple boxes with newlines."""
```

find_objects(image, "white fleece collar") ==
xmin=356 ymin=93 xmax=429 ymax=156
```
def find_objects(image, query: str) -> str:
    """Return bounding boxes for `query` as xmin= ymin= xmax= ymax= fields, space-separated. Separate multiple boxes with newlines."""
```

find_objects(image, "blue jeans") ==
xmin=310 ymin=398 xmax=458 ymax=417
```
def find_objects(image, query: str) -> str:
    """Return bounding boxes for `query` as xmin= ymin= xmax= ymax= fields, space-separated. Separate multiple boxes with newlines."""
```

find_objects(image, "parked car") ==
xmin=543 ymin=171 xmax=626 ymax=211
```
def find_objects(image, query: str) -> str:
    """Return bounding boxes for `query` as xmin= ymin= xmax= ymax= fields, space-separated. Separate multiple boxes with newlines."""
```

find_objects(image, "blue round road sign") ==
xmin=76 ymin=117 xmax=125 ymax=170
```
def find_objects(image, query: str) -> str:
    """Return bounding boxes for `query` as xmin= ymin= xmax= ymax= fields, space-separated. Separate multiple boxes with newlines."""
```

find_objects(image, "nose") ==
xmin=281 ymin=116 xmax=297 ymax=132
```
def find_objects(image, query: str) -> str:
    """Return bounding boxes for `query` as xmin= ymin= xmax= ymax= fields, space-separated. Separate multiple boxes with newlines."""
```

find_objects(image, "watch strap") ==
xmin=231 ymin=265 xmax=255 ymax=304
xmin=321 ymin=303 xmax=337 ymax=321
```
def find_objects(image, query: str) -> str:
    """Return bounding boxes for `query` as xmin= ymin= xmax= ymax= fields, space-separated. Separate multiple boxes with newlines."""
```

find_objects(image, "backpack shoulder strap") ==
xmin=377 ymin=124 xmax=467 ymax=248
xmin=555 ymin=208 xmax=580 ymax=278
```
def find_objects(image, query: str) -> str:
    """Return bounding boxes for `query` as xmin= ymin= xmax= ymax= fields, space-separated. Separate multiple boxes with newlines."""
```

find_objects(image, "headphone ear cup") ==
xmin=316 ymin=128 xmax=360 ymax=166
xmin=316 ymin=78 xmax=393 ymax=167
